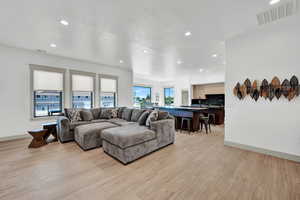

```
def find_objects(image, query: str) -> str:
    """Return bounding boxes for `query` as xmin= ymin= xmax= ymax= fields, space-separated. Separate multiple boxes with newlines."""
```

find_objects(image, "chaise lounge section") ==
xmin=56 ymin=107 xmax=175 ymax=164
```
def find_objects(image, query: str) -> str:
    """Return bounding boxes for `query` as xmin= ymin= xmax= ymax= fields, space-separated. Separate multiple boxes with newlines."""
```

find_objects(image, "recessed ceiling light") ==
xmin=50 ymin=43 xmax=57 ymax=48
xmin=212 ymin=54 xmax=218 ymax=58
xmin=269 ymin=0 xmax=280 ymax=5
xmin=60 ymin=19 xmax=69 ymax=26
xmin=199 ymin=68 xmax=204 ymax=72
xmin=177 ymin=60 xmax=183 ymax=64
xmin=185 ymin=31 xmax=192 ymax=36
xmin=119 ymin=60 xmax=124 ymax=63
xmin=143 ymin=50 xmax=148 ymax=53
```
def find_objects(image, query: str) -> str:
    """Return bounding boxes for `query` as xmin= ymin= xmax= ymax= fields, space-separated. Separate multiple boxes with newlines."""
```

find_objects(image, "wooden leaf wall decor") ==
xmin=260 ymin=79 xmax=269 ymax=99
xmin=251 ymin=80 xmax=260 ymax=101
xmin=271 ymin=77 xmax=281 ymax=99
xmin=244 ymin=79 xmax=251 ymax=94
xmin=234 ymin=75 xmax=299 ymax=102
xmin=281 ymin=79 xmax=290 ymax=98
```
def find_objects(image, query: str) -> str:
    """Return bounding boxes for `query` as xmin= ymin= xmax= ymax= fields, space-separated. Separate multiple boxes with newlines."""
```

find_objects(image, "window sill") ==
xmin=30 ymin=116 xmax=61 ymax=121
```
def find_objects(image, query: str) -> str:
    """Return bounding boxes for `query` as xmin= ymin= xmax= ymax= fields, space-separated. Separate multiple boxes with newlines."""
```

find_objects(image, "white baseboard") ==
xmin=0 ymin=134 xmax=30 ymax=142
xmin=224 ymin=141 xmax=300 ymax=163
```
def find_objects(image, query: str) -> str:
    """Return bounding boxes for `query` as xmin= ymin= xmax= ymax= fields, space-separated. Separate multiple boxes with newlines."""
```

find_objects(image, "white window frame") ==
xmin=70 ymin=70 xmax=96 ymax=109
xmin=30 ymin=64 xmax=66 ymax=120
xmin=99 ymin=74 xmax=118 ymax=108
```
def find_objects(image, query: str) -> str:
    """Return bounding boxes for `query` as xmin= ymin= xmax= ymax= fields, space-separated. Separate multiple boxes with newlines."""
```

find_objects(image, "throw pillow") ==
xmin=122 ymin=108 xmax=133 ymax=121
xmin=66 ymin=109 xmax=82 ymax=122
xmin=137 ymin=111 xmax=150 ymax=126
xmin=145 ymin=110 xmax=158 ymax=126
xmin=80 ymin=110 xmax=94 ymax=121
xmin=117 ymin=107 xmax=126 ymax=118
xmin=90 ymin=108 xmax=101 ymax=119
xmin=130 ymin=109 xmax=145 ymax=122
xmin=111 ymin=108 xmax=118 ymax=118
xmin=158 ymin=111 xmax=169 ymax=120
xmin=100 ymin=108 xmax=113 ymax=119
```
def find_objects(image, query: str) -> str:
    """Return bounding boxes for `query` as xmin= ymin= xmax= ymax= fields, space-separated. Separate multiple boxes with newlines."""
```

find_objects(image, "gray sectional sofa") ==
xmin=57 ymin=107 xmax=175 ymax=164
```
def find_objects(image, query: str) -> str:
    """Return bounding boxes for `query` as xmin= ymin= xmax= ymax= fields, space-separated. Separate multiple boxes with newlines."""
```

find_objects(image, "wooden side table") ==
xmin=42 ymin=122 xmax=58 ymax=142
xmin=28 ymin=129 xmax=48 ymax=148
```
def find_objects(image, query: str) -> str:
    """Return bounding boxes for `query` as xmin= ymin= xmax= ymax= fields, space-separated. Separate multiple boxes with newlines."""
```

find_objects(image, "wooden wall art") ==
xmin=233 ymin=76 xmax=299 ymax=101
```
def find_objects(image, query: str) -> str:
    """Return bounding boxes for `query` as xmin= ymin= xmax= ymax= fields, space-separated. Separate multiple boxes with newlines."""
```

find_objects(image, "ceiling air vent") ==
xmin=257 ymin=0 xmax=299 ymax=25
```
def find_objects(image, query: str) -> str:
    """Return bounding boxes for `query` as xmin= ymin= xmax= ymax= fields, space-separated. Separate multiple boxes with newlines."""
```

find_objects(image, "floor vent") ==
xmin=257 ymin=0 xmax=299 ymax=25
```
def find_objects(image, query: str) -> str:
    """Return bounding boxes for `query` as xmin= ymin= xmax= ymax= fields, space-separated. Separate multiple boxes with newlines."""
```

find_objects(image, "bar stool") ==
xmin=208 ymin=113 xmax=216 ymax=125
xmin=181 ymin=117 xmax=192 ymax=133
xmin=200 ymin=116 xmax=211 ymax=134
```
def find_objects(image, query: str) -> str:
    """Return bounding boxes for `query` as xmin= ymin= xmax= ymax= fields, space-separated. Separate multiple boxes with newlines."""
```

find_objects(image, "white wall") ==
xmin=225 ymin=15 xmax=300 ymax=157
xmin=0 ymin=45 xmax=133 ymax=139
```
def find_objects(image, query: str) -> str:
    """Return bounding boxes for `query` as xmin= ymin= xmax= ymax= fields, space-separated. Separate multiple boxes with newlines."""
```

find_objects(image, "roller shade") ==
xmin=33 ymin=70 xmax=63 ymax=91
xmin=101 ymin=78 xmax=116 ymax=92
xmin=72 ymin=74 xmax=94 ymax=92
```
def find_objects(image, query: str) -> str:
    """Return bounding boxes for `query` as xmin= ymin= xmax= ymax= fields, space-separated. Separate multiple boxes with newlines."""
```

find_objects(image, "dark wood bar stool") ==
xmin=181 ymin=117 xmax=192 ymax=133
xmin=200 ymin=116 xmax=211 ymax=134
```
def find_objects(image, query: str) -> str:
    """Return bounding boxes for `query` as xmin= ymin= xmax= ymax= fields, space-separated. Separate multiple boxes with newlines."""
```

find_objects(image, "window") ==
xmin=71 ymin=72 xmax=95 ymax=109
xmin=164 ymin=88 xmax=175 ymax=106
xmin=133 ymin=86 xmax=152 ymax=108
xmin=100 ymin=76 xmax=117 ymax=107
xmin=31 ymin=66 xmax=65 ymax=118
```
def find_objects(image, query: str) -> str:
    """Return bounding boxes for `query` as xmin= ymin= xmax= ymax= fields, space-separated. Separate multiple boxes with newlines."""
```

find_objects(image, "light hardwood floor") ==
xmin=0 ymin=126 xmax=299 ymax=200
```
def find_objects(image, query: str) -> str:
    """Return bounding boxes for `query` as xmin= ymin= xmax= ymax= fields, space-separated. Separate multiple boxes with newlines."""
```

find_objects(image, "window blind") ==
xmin=72 ymin=74 xmax=94 ymax=92
xmin=33 ymin=70 xmax=63 ymax=91
xmin=100 ymin=78 xmax=116 ymax=92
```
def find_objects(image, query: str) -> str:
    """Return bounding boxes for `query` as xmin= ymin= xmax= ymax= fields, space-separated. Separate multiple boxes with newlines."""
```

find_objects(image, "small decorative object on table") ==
xmin=42 ymin=122 xmax=58 ymax=142
xmin=28 ymin=129 xmax=48 ymax=148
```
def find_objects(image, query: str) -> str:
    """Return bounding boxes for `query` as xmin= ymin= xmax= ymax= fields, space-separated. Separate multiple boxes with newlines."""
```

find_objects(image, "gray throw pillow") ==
xmin=137 ymin=111 xmax=150 ymax=126
xmin=66 ymin=109 xmax=82 ymax=122
xmin=117 ymin=107 xmax=126 ymax=118
xmin=122 ymin=108 xmax=133 ymax=121
xmin=158 ymin=111 xmax=169 ymax=120
xmin=146 ymin=110 xmax=159 ymax=126
xmin=80 ymin=110 xmax=94 ymax=121
xmin=90 ymin=108 xmax=101 ymax=119
xmin=100 ymin=108 xmax=113 ymax=119
xmin=131 ymin=109 xmax=145 ymax=122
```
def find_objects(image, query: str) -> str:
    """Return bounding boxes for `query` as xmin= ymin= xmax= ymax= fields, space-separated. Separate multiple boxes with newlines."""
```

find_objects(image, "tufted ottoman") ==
xmin=75 ymin=122 xmax=118 ymax=150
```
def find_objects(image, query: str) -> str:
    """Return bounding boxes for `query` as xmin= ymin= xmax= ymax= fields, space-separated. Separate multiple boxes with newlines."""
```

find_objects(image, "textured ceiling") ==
xmin=0 ymin=0 xmax=276 ymax=81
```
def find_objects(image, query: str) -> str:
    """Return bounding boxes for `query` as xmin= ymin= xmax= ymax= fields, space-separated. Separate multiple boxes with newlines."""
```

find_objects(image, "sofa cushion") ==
xmin=100 ymin=108 xmax=113 ymax=119
xmin=65 ymin=108 xmax=82 ymax=122
xmin=146 ymin=110 xmax=159 ymax=126
xmin=122 ymin=108 xmax=133 ymax=121
xmin=130 ymin=109 xmax=145 ymax=122
xmin=70 ymin=121 xmax=91 ymax=130
xmin=102 ymin=125 xmax=156 ymax=149
xmin=158 ymin=111 xmax=169 ymax=120
xmin=107 ymin=118 xmax=136 ymax=126
xmin=137 ymin=110 xmax=150 ymax=125
xmin=75 ymin=122 xmax=118 ymax=150
xmin=80 ymin=110 xmax=94 ymax=121
xmin=90 ymin=108 xmax=101 ymax=119
xmin=91 ymin=119 xmax=108 ymax=123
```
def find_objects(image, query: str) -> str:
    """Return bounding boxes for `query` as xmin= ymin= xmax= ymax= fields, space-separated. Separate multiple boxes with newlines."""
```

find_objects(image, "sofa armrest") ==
xmin=150 ymin=119 xmax=175 ymax=146
xmin=57 ymin=116 xmax=71 ymax=142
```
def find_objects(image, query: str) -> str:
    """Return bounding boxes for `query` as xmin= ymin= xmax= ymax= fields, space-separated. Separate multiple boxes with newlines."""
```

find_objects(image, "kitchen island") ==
xmin=155 ymin=106 xmax=224 ymax=132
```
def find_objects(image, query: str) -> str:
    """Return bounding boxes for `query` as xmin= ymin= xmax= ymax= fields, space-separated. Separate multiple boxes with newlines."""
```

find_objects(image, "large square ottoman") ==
xmin=102 ymin=125 xmax=157 ymax=164
xmin=75 ymin=122 xmax=118 ymax=150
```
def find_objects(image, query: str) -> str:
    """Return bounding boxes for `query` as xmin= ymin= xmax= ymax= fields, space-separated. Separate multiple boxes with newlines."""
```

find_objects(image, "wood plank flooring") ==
xmin=0 ymin=126 xmax=299 ymax=200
